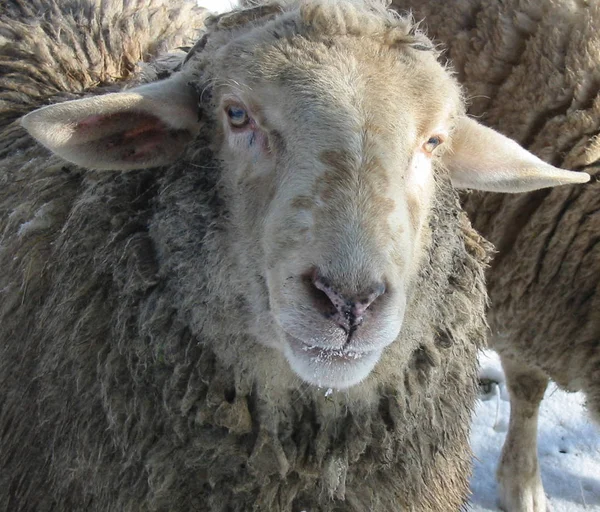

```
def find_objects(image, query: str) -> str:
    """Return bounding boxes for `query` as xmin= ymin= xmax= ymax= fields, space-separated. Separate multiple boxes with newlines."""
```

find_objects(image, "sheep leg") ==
xmin=497 ymin=355 xmax=549 ymax=512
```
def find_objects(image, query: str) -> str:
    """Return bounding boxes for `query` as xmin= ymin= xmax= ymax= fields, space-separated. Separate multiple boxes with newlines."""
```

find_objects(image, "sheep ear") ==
xmin=445 ymin=117 xmax=590 ymax=192
xmin=21 ymin=76 xmax=200 ymax=171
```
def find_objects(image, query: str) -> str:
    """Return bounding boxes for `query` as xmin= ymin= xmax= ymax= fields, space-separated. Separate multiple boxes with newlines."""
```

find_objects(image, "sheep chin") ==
xmin=283 ymin=336 xmax=382 ymax=390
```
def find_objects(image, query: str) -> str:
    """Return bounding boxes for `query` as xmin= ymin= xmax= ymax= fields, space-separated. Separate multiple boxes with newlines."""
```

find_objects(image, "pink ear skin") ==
xmin=74 ymin=112 xmax=181 ymax=162
xmin=76 ymin=115 xmax=105 ymax=129
xmin=60 ymin=110 xmax=192 ymax=166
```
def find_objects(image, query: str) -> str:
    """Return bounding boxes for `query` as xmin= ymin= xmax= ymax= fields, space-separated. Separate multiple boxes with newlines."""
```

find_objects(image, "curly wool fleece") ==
xmin=0 ymin=1 xmax=491 ymax=510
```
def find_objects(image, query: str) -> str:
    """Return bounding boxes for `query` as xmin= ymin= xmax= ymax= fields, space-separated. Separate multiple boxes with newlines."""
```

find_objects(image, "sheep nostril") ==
xmin=302 ymin=272 xmax=337 ymax=316
xmin=310 ymin=270 xmax=386 ymax=330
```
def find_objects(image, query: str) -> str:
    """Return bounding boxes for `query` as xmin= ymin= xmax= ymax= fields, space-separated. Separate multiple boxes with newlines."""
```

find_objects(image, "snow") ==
xmin=472 ymin=350 xmax=600 ymax=511
xmin=195 ymin=1 xmax=600 ymax=508
xmin=198 ymin=0 xmax=237 ymax=14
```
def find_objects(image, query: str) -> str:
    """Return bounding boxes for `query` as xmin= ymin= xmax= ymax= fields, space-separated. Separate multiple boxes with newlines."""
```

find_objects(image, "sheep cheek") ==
xmin=405 ymin=152 xmax=434 ymax=233
xmin=226 ymin=128 xmax=268 ymax=163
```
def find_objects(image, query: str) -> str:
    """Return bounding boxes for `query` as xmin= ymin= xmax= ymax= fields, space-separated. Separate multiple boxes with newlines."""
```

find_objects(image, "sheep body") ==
xmin=5 ymin=0 xmax=586 ymax=510
xmin=391 ymin=0 xmax=600 ymax=510
xmin=0 ymin=1 xmax=493 ymax=510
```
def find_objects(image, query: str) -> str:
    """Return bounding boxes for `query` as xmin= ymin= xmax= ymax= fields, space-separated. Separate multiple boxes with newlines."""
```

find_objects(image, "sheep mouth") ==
xmin=286 ymin=335 xmax=369 ymax=363
xmin=283 ymin=333 xmax=382 ymax=389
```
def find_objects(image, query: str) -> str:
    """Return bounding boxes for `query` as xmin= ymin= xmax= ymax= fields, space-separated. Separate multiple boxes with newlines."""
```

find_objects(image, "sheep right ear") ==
xmin=21 ymin=75 xmax=200 ymax=171
xmin=446 ymin=117 xmax=590 ymax=192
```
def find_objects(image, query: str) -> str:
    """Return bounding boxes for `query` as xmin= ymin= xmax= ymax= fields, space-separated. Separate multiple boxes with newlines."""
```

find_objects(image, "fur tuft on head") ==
xmin=184 ymin=0 xmax=435 ymax=68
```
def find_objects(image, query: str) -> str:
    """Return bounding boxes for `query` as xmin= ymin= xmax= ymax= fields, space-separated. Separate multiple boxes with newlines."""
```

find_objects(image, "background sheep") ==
xmin=0 ymin=0 xmax=588 ymax=510
xmin=390 ymin=0 xmax=600 ymax=510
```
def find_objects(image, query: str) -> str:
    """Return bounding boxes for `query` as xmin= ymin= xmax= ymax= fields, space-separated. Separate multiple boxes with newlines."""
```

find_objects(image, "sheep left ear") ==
xmin=445 ymin=117 xmax=590 ymax=192
xmin=21 ymin=75 xmax=200 ymax=171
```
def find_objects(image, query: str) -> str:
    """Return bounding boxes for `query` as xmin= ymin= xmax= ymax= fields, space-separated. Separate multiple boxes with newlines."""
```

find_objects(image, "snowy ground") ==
xmin=198 ymin=0 xmax=600 ymax=508
xmin=472 ymin=350 xmax=600 ymax=511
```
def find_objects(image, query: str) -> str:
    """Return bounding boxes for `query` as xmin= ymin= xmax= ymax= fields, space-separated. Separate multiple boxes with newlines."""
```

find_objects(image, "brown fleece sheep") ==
xmin=0 ymin=0 xmax=588 ymax=510
xmin=391 ymin=0 xmax=600 ymax=510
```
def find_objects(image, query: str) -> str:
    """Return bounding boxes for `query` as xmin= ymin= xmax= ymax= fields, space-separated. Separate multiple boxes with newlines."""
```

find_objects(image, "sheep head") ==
xmin=20 ymin=0 xmax=589 ymax=389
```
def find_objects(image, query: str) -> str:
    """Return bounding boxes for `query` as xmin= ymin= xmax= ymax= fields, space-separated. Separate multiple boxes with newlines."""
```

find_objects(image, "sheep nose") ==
xmin=311 ymin=272 xmax=386 ymax=334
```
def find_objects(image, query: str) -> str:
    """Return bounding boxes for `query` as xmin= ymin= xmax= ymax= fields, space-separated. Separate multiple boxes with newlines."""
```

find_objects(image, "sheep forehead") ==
xmin=188 ymin=0 xmax=463 ymax=144
xmin=215 ymin=34 xmax=461 ymax=156
xmin=214 ymin=22 xmax=459 ymax=117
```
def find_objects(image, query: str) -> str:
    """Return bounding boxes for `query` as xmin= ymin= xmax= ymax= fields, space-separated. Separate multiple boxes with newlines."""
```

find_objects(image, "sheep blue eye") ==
xmin=226 ymin=105 xmax=249 ymax=127
xmin=423 ymin=135 xmax=444 ymax=153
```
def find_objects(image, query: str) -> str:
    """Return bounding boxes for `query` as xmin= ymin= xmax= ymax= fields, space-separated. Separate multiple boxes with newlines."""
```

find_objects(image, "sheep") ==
xmin=0 ymin=0 xmax=589 ymax=510
xmin=390 ymin=0 xmax=600 ymax=510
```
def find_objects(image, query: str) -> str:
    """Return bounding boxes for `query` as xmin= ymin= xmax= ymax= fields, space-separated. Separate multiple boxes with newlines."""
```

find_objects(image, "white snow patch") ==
xmin=197 ymin=0 xmax=238 ymax=14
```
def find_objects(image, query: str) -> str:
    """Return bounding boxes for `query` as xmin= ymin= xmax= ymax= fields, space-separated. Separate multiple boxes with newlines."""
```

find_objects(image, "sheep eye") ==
xmin=226 ymin=105 xmax=249 ymax=128
xmin=423 ymin=136 xmax=444 ymax=154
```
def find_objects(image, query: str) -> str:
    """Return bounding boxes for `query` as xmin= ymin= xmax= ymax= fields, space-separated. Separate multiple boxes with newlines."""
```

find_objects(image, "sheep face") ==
xmin=205 ymin=35 xmax=463 ymax=388
xmin=20 ymin=1 xmax=589 ymax=390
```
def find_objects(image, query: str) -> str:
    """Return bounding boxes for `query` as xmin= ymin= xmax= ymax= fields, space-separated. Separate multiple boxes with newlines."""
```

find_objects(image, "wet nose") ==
xmin=311 ymin=271 xmax=386 ymax=334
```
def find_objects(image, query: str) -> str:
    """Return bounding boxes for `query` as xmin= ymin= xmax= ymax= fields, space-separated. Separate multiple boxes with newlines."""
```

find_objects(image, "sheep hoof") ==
xmin=497 ymin=474 xmax=548 ymax=512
